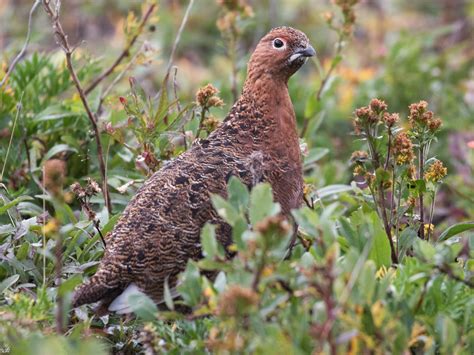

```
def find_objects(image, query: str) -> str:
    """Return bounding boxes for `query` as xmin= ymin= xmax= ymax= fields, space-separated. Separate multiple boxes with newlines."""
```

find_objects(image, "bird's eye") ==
xmin=272 ymin=38 xmax=285 ymax=49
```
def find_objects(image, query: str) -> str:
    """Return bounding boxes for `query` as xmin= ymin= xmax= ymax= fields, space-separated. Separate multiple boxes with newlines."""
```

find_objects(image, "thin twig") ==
xmin=163 ymin=0 xmax=195 ymax=81
xmin=84 ymin=3 xmax=156 ymax=95
xmin=171 ymin=66 xmax=188 ymax=150
xmin=97 ymin=46 xmax=143 ymax=113
xmin=0 ymin=1 xmax=41 ymax=89
xmin=1 ymin=93 xmax=23 ymax=182
xmin=55 ymin=230 xmax=64 ymax=334
xmin=42 ymin=0 xmax=112 ymax=214
xmin=419 ymin=146 xmax=425 ymax=239
xmin=154 ymin=0 xmax=195 ymax=100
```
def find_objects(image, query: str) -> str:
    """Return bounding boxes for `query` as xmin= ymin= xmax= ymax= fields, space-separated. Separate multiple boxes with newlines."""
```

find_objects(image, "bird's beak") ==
xmin=297 ymin=45 xmax=316 ymax=57
xmin=289 ymin=44 xmax=316 ymax=62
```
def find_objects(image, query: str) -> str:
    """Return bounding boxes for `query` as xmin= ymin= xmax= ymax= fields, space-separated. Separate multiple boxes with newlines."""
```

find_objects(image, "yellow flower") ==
xmin=42 ymin=218 xmax=60 ymax=237
xmin=424 ymin=160 xmax=447 ymax=183
xmin=423 ymin=224 xmax=434 ymax=235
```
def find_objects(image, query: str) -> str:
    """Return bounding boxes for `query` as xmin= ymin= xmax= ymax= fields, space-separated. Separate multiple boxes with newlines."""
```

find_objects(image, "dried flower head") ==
xmin=383 ymin=112 xmax=399 ymax=127
xmin=354 ymin=106 xmax=371 ymax=121
xmin=408 ymin=100 xmax=428 ymax=125
xmin=369 ymin=98 xmax=387 ymax=115
xmin=424 ymin=159 xmax=447 ymax=183
xmin=364 ymin=172 xmax=375 ymax=185
xmin=255 ymin=214 xmax=291 ymax=236
xmin=407 ymin=164 xmax=417 ymax=180
xmin=203 ymin=115 xmax=221 ymax=133
xmin=392 ymin=132 xmax=415 ymax=165
xmin=196 ymin=84 xmax=224 ymax=109
xmin=427 ymin=117 xmax=442 ymax=132
xmin=217 ymin=285 xmax=259 ymax=317
xmin=407 ymin=196 xmax=417 ymax=208
xmin=350 ymin=150 xmax=369 ymax=163
xmin=334 ymin=0 xmax=358 ymax=36
xmin=353 ymin=165 xmax=365 ymax=176
xmin=43 ymin=159 xmax=67 ymax=197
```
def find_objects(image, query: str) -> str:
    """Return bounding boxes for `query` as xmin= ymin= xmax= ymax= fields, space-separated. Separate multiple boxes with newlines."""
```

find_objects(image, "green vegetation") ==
xmin=0 ymin=0 xmax=473 ymax=353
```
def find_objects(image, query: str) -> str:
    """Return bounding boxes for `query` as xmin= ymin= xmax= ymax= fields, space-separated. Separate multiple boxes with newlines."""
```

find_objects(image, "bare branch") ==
xmin=154 ymin=0 xmax=195 ymax=101
xmin=42 ymin=0 xmax=112 ymax=214
xmin=164 ymin=0 xmax=195 ymax=80
xmin=0 ymin=0 xmax=41 ymax=89
xmin=84 ymin=3 xmax=156 ymax=95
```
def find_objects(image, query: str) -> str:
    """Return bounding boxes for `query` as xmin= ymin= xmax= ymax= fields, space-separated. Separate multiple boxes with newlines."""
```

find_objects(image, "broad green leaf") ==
xmin=249 ymin=183 xmax=280 ymax=226
xmin=0 ymin=195 xmax=33 ymax=215
xmin=317 ymin=184 xmax=353 ymax=199
xmin=398 ymin=227 xmax=417 ymax=260
xmin=128 ymin=291 xmax=158 ymax=321
xmin=164 ymin=278 xmax=174 ymax=311
xmin=368 ymin=213 xmax=392 ymax=268
xmin=201 ymin=223 xmax=223 ymax=259
xmin=438 ymin=222 xmax=474 ymax=242
xmin=211 ymin=194 xmax=240 ymax=225
xmin=227 ymin=176 xmax=249 ymax=212
xmin=0 ymin=274 xmax=19 ymax=294
xmin=213 ymin=272 xmax=227 ymax=293
xmin=304 ymin=147 xmax=329 ymax=167
xmin=58 ymin=275 xmax=82 ymax=297
xmin=413 ymin=239 xmax=436 ymax=260
xmin=42 ymin=144 xmax=78 ymax=162
xmin=177 ymin=261 xmax=202 ymax=307
xmin=292 ymin=207 xmax=317 ymax=236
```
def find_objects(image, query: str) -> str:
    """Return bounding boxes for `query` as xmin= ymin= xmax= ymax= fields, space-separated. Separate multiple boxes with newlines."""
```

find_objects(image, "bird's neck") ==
xmin=242 ymin=73 xmax=298 ymax=139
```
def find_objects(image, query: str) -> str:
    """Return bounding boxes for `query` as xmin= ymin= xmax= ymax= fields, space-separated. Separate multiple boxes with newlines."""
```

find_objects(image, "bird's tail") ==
xmin=71 ymin=269 xmax=121 ymax=308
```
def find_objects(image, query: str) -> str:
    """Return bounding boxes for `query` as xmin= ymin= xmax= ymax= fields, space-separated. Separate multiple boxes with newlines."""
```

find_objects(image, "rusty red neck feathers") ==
xmin=242 ymin=27 xmax=315 ymax=121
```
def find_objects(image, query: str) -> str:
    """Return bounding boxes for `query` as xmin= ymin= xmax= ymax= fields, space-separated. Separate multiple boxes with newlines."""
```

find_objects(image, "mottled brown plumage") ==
xmin=72 ymin=26 xmax=315 ymax=311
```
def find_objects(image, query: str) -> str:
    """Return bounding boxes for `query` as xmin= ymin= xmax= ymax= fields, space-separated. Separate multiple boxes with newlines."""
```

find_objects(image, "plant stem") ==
xmin=427 ymin=187 xmax=437 ymax=241
xmin=42 ymin=0 xmax=112 ymax=214
xmin=0 ymin=1 xmax=41 ymax=89
xmin=55 ymin=231 xmax=64 ymax=334
xmin=1 ymin=93 xmax=23 ymax=182
xmin=419 ymin=145 xmax=425 ymax=239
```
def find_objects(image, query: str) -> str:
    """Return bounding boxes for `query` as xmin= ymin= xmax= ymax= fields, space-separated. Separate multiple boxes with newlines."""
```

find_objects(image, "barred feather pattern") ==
xmin=72 ymin=26 xmax=313 ymax=310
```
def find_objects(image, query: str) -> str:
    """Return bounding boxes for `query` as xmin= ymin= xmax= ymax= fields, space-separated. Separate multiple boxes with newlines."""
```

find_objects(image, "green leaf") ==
xmin=58 ymin=275 xmax=82 ymax=297
xmin=304 ymin=148 xmax=329 ymax=167
xmin=413 ymin=239 xmax=436 ymax=260
xmin=42 ymin=144 xmax=77 ymax=162
xmin=163 ymin=277 xmax=174 ymax=311
xmin=211 ymin=194 xmax=240 ymax=225
xmin=292 ymin=207 xmax=318 ymax=236
xmin=249 ymin=183 xmax=280 ymax=226
xmin=128 ymin=291 xmax=158 ymax=321
xmin=317 ymin=184 xmax=353 ymax=199
xmin=438 ymin=222 xmax=474 ymax=242
xmin=177 ymin=261 xmax=202 ymax=307
xmin=0 ymin=274 xmax=19 ymax=294
xmin=0 ymin=195 xmax=33 ymax=215
xmin=227 ymin=176 xmax=249 ymax=212
xmin=201 ymin=223 xmax=224 ymax=259
xmin=368 ymin=213 xmax=392 ymax=268
xmin=398 ymin=227 xmax=418 ymax=260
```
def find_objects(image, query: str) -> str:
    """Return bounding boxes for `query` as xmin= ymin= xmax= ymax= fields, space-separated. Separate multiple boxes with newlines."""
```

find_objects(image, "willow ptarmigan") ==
xmin=72 ymin=26 xmax=315 ymax=312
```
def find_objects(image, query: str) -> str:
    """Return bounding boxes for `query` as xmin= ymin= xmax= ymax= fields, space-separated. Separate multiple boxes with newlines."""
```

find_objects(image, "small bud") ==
xmin=369 ymin=98 xmax=387 ymax=115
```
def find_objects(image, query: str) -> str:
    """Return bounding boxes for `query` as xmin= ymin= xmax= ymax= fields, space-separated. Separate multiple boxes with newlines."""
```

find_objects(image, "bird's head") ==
xmin=247 ymin=26 xmax=315 ymax=83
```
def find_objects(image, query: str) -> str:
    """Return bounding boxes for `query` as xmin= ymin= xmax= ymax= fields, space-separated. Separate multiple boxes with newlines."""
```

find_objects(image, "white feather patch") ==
xmin=289 ymin=53 xmax=302 ymax=62
xmin=108 ymin=283 xmax=141 ymax=314
xmin=107 ymin=282 xmax=181 ymax=314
